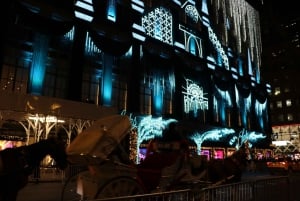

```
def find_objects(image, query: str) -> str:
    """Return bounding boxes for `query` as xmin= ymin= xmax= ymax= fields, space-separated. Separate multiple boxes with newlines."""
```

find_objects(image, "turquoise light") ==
xmin=255 ymin=99 xmax=267 ymax=130
xmin=102 ymin=55 xmax=113 ymax=106
xmin=30 ymin=34 xmax=48 ymax=95
xmin=30 ymin=65 xmax=45 ymax=94
xmin=238 ymin=57 xmax=243 ymax=76
xmin=189 ymin=37 xmax=196 ymax=56
xmin=107 ymin=0 xmax=116 ymax=22
xmin=153 ymin=76 xmax=163 ymax=115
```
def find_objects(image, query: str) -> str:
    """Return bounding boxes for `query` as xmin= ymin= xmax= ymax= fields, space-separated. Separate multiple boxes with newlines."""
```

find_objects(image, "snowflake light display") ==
xmin=182 ymin=79 xmax=208 ymax=117
xmin=142 ymin=7 xmax=173 ymax=45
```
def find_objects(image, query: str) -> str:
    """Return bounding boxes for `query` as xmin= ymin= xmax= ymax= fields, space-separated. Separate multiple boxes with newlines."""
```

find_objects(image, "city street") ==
xmin=17 ymin=182 xmax=64 ymax=201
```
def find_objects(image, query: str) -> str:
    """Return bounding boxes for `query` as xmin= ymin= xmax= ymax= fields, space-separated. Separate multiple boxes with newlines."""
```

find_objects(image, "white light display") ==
xmin=208 ymin=27 xmax=229 ymax=69
xmin=85 ymin=32 xmax=101 ymax=55
xmin=182 ymin=79 xmax=208 ymax=116
xmin=74 ymin=0 xmax=94 ymax=22
xmin=208 ymin=0 xmax=262 ymax=79
xmin=190 ymin=128 xmax=235 ymax=154
xmin=184 ymin=5 xmax=200 ymax=23
xmin=178 ymin=24 xmax=203 ymax=58
xmin=229 ymin=128 xmax=266 ymax=149
xmin=141 ymin=7 xmax=173 ymax=45
xmin=136 ymin=115 xmax=177 ymax=163
xmin=64 ymin=26 xmax=75 ymax=41
xmin=213 ymin=86 xmax=233 ymax=124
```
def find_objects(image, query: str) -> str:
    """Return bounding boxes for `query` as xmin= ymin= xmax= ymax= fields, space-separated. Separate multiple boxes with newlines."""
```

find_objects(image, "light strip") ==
xmin=132 ymin=32 xmax=146 ymax=41
xmin=174 ymin=41 xmax=185 ymax=49
xmin=75 ymin=11 xmax=93 ymax=22
xmin=131 ymin=4 xmax=144 ymax=13
xmin=131 ymin=0 xmax=144 ymax=7
xmin=75 ymin=1 xmax=94 ymax=12
xmin=132 ymin=23 xmax=145 ymax=32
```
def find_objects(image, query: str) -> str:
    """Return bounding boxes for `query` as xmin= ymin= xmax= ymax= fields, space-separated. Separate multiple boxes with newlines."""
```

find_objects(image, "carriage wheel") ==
xmin=95 ymin=176 xmax=144 ymax=199
xmin=61 ymin=173 xmax=85 ymax=201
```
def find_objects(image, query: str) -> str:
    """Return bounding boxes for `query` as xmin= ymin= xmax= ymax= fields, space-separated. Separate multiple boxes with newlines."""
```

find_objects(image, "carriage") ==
xmin=61 ymin=115 xmax=248 ymax=201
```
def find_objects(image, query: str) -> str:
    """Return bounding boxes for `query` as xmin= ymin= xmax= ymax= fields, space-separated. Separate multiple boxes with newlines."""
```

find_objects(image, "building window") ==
xmin=0 ymin=64 xmax=29 ymax=94
xmin=286 ymin=99 xmax=292 ymax=107
xmin=270 ymin=102 xmax=273 ymax=109
xmin=274 ymin=87 xmax=280 ymax=96
xmin=112 ymin=78 xmax=127 ymax=111
xmin=276 ymin=101 xmax=282 ymax=108
xmin=140 ymin=85 xmax=152 ymax=115
xmin=278 ymin=114 xmax=284 ymax=122
xmin=284 ymin=87 xmax=290 ymax=93
xmin=287 ymin=114 xmax=294 ymax=121
xmin=82 ymin=70 xmax=100 ymax=104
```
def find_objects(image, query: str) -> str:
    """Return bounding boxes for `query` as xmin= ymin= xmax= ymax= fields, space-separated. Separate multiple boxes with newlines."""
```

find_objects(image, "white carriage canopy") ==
xmin=67 ymin=115 xmax=132 ymax=164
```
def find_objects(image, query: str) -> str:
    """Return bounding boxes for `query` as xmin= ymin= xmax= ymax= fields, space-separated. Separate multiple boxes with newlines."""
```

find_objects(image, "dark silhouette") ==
xmin=146 ymin=122 xmax=189 ymax=157
xmin=0 ymin=138 xmax=68 ymax=201
xmin=138 ymin=122 xmax=190 ymax=191
xmin=206 ymin=142 xmax=251 ymax=185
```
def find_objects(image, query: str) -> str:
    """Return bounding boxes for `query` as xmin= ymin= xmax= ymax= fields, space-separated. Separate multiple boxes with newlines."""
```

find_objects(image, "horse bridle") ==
xmin=0 ymin=147 xmax=32 ymax=176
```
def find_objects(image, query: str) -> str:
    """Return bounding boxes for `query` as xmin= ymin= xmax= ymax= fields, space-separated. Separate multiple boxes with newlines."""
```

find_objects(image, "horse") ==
xmin=0 ymin=137 xmax=68 ymax=201
xmin=205 ymin=142 xmax=251 ymax=185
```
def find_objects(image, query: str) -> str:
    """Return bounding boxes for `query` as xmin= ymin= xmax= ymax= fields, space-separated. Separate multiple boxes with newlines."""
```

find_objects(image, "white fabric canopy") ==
xmin=67 ymin=115 xmax=131 ymax=164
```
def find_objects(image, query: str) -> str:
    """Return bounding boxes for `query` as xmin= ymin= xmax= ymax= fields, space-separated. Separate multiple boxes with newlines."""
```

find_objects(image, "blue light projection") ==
xmin=136 ymin=115 xmax=177 ymax=162
xmin=235 ymin=85 xmax=252 ymax=127
xmin=189 ymin=37 xmax=196 ymax=56
xmin=107 ymin=0 xmax=116 ymax=22
xmin=190 ymin=128 xmax=235 ymax=154
xmin=255 ymin=99 xmax=267 ymax=130
xmin=182 ymin=79 xmax=208 ymax=117
xmin=30 ymin=34 xmax=49 ymax=95
xmin=213 ymin=86 xmax=233 ymax=125
xmin=142 ymin=7 xmax=173 ymax=45
xmin=153 ymin=75 xmax=163 ymax=115
xmin=101 ymin=54 xmax=113 ymax=106
xmin=237 ymin=57 xmax=244 ymax=76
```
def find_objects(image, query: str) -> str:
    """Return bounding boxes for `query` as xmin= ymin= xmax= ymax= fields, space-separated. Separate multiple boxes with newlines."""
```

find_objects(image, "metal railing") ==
xmin=31 ymin=165 xmax=300 ymax=201
xmin=88 ymin=176 xmax=299 ymax=201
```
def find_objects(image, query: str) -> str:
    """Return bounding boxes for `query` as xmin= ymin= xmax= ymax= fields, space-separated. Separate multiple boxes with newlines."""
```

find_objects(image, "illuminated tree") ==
xmin=190 ymin=128 xmax=235 ymax=154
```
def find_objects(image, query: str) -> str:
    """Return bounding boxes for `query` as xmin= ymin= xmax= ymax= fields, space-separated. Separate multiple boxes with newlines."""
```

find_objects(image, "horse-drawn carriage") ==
xmin=61 ymin=115 xmax=249 ymax=201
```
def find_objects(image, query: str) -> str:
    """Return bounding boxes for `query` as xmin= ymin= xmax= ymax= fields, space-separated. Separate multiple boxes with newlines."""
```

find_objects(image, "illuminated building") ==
xmin=0 ymin=0 xmax=271 ymax=158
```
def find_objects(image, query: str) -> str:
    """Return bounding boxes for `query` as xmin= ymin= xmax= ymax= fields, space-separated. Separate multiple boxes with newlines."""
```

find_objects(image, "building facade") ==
xmin=260 ymin=2 xmax=300 ymax=158
xmin=0 ymin=0 xmax=271 ymax=157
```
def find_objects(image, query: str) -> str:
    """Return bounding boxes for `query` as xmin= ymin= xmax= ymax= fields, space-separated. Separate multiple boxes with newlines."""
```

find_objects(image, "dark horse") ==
xmin=205 ymin=142 xmax=251 ymax=185
xmin=0 ymin=138 xmax=68 ymax=201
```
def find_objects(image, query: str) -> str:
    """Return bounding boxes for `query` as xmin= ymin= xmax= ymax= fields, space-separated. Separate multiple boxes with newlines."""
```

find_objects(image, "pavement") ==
xmin=16 ymin=167 xmax=65 ymax=201
xmin=16 ymin=181 xmax=64 ymax=201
